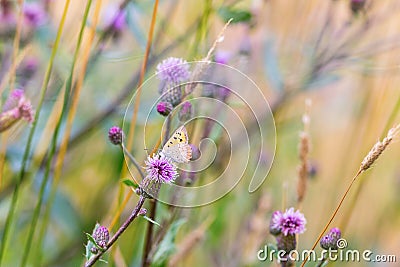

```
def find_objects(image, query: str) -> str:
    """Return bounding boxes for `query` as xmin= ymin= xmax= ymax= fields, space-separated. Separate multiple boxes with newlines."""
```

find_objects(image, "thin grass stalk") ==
xmin=0 ymin=44 xmax=31 ymax=95
xmin=339 ymin=96 xmax=400 ymax=233
xmin=19 ymin=1 xmax=93 ymax=266
xmin=0 ymin=0 xmax=26 ymax=187
xmin=84 ymin=196 xmax=147 ymax=267
xmin=0 ymin=0 xmax=71 ymax=264
xmin=109 ymin=0 xmax=159 ymax=263
xmin=108 ymin=138 xmax=162 ymax=230
xmin=141 ymin=116 xmax=170 ymax=267
xmin=300 ymin=124 xmax=399 ymax=267
xmin=8 ymin=0 xmax=24 ymax=92
xmin=34 ymin=1 xmax=102 ymax=265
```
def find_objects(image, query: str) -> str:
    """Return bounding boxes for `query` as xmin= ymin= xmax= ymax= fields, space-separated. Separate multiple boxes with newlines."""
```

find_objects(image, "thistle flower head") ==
xmin=270 ymin=208 xmax=306 ymax=236
xmin=93 ymin=225 xmax=110 ymax=249
xmin=3 ymin=89 xmax=24 ymax=111
xmin=23 ymin=2 xmax=46 ymax=27
xmin=160 ymin=85 xmax=183 ymax=107
xmin=156 ymin=57 xmax=190 ymax=85
xmin=0 ymin=89 xmax=34 ymax=132
xmin=103 ymin=4 xmax=126 ymax=33
xmin=144 ymin=153 xmax=178 ymax=184
xmin=214 ymin=51 xmax=231 ymax=65
xmin=108 ymin=126 xmax=123 ymax=145
xmin=156 ymin=101 xmax=173 ymax=116
xmin=320 ymin=227 xmax=341 ymax=250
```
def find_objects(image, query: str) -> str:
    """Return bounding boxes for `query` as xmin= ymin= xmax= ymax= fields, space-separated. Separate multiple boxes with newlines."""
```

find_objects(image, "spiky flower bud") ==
xmin=157 ymin=101 xmax=173 ymax=116
xmin=139 ymin=208 xmax=147 ymax=216
xmin=108 ymin=126 xmax=123 ymax=145
xmin=320 ymin=227 xmax=341 ymax=250
xmin=93 ymin=225 xmax=110 ymax=249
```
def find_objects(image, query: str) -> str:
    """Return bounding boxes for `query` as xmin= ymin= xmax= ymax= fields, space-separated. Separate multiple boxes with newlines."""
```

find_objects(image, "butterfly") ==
xmin=162 ymin=125 xmax=192 ymax=163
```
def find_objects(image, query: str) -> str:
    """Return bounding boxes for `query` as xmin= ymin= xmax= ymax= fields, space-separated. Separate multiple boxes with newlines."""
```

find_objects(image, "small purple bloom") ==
xmin=93 ymin=225 xmax=110 ymax=249
xmin=139 ymin=208 xmax=147 ymax=216
xmin=108 ymin=126 xmax=123 ymax=145
xmin=3 ymin=89 xmax=24 ymax=111
xmin=23 ymin=2 xmax=47 ymax=27
xmin=214 ymin=51 xmax=231 ymax=65
xmin=0 ymin=89 xmax=34 ymax=132
xmin=270 ymin=208 xmax=306 ymax=236
xmin=156 ymin=101 xmax=173 ymax=116
xmin=103 ymin=4 xmax=126 ymax=32
xmin=145 ymin=153 xmax=178 ymax=184
xmin=320 ymin=227 xmax=342 ymax=250
xmin=156 ymin=57 xmax=190 ymax=85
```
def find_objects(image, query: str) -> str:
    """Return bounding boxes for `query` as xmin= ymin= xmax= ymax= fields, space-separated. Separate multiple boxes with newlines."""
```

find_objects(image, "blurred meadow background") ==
xmin=1 ymin=0 xmax=400 ymax=266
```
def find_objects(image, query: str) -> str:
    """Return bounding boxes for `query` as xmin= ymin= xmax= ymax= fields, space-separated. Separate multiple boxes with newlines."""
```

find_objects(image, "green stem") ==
xmin=20 ymin=1 xmax=93 ymax=266
xmin=0 ymin=1 xmax=71 ymax=266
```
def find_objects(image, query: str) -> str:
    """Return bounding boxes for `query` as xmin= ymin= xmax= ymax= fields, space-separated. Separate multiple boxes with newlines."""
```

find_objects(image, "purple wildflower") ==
xmin=139 ymin=208 xmax=147 ymax=216
xmin=23 ymin=2 xmax=46 ymax=28
xmin=145 ymin=153 xmax=178 ymax=184
xmin=108 ymin=126 xmax=123 ymax=145
xmin=156 ymin=57 xmax=190 ymax=85
xmin=103 ymin=4 xmax=126 ymax=33
xmin=0 ymin=89 xmax=34 ymax=132
xmin=320 ymin=227 xmax=342 ymax=250
xmin=270 ymin=208 xmax=306 ymax=236
xmin=156 ymin=101 xmax=173 ymax=116
xmin=93 ymin=225 xmax=109 ymax=249
xmin=214 ymin=51 xmax=231 ymax=65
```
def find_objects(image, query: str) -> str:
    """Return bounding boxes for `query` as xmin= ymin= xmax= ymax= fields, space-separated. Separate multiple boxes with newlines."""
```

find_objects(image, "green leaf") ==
xmin=218 ymin=6 xmax=252 ymax=24
xmin=143 ymin=216 xmax=161 ymax=227
xmin=151 ymin=219 xmax=186 ymax=267
xmin=122 ymin=179 xmax=139 ymax=188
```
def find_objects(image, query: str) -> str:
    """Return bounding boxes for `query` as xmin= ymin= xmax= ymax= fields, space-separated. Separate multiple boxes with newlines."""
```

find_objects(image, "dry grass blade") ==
xmin=359 ymin=124 xmax=400 ymax=172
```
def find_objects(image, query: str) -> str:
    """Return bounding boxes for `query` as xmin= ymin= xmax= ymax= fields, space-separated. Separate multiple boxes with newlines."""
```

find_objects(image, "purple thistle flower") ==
xmin=145 ymin=153 xmax=178 ymax=184
xmin=93 ymin=225 xmax=110 ymax=249
xmin=139 ymin=208 xmax=147 ymax=216
xmin=3 ymin=89 xmax=24 ymax=111
xmin=108 ymin=126 xmax=123 ymax=145
xmin=214 ymin=51 xmax=231 ymax=65
xmin=156 ymin=101 xmax=173 ymax=116
xmin=160 ymin=85 xmax=183 ymax=107
xmin=103 ymin=4 xmax=126 ymax=33
xmin=156 ymin=57 xmax=190 ymax=85
xmin=270 ymin=208 xmax=306 ymax=236
xmin=0 ymin=89 xmax=34 ymax=132
xmin=320 ymin=227 xmax=342 ymax=250
xmin=23 ymin=2 xmax=47 ymax=28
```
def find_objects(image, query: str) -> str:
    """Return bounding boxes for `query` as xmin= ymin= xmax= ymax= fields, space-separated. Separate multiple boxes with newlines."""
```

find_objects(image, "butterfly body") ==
xmin=162 ymin=126 xmax=192 ymax=163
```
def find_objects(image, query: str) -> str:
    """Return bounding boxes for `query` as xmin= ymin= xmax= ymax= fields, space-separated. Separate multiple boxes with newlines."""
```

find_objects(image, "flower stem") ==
xmin=122 ymin=144 xmax=145 ymax=179
xmin=84 ymin=196 xmax=146 ymax=267
xmin=300 ymin=169 xmax=362 ymax=267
